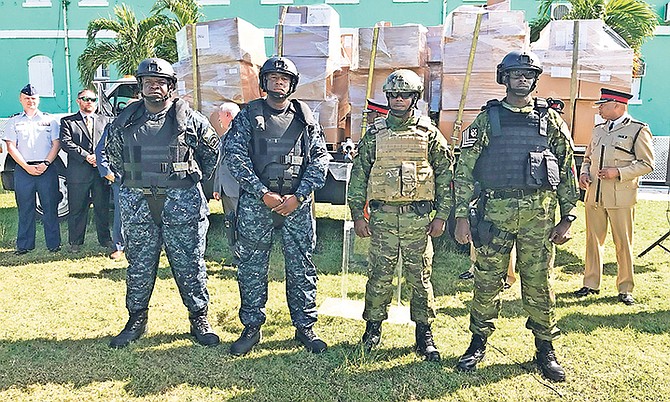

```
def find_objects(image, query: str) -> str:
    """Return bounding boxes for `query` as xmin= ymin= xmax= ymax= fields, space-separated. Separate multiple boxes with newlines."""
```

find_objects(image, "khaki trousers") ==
xmin=584 ymin=204 xmax=635 ymax=293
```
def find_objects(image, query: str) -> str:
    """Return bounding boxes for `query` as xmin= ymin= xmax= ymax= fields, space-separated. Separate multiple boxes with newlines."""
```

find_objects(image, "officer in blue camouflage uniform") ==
xmin=224 ymin=57 xmax=330 ymax=356
xmin=347 ymin=70 xmax=453 ymax=361
xmin=105 ymin=58 xmax=220 ymax=348
xmin=453 ymin=51 xmax=579 ymax=382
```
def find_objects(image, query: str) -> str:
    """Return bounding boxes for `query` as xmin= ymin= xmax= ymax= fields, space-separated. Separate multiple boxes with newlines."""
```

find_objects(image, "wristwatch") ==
xmin=295 ymin=193 xmax=306 ymax=203
xmin=43 ymin=160 xmax=51 ymax=166
xmin=563 ymin=214 xmax=577 ymax=223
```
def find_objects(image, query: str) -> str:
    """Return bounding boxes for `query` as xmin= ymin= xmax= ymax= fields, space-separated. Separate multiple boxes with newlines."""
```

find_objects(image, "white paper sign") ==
xmin=196 ymin=25 xmax=210 ymax=49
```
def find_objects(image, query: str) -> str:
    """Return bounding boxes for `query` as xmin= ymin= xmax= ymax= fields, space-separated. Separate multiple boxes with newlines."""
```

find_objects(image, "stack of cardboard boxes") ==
xmin=438 ymin=5 xmax=530 ymax=143
xmin=174 ymin=17 xmax=267 ymax=120
xmin=277 ymin=4 xmax=348 ymax=146
xmin=348 ymin=24 xmax=430 ymax=142
xmin=532 ymin=19 xmax=634 ymax=146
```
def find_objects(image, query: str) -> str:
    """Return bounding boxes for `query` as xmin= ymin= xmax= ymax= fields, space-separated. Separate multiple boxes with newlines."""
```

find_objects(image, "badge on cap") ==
xmin=595 ymin=88 xmax=633 ymax=104
xmin=20 ymin=84 xmax=38 ymax=96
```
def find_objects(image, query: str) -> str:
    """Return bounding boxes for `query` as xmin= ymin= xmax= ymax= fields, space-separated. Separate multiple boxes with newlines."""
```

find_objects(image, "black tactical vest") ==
xmin=121 ymin=103 xmax=196 ymax=190
xmin=473 ymin=99 xmax=555 ymax=190
xmin=247 ymin=99 xmax=315 ymax=195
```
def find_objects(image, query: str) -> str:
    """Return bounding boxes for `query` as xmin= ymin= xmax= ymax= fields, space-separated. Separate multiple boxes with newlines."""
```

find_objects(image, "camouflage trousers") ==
xmin=471 ymin=190 xmax=560 ymax=341
xmin=364 ymin=206 xmax=436 ymax=324
xmin=234 ymin=190 xmax=318 ymax=329
xmin=119 ymin=184 xmax=210 ymax=315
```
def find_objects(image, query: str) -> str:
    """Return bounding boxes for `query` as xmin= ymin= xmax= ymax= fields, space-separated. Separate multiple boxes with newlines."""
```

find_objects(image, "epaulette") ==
xmin=534 ymin=97 xmax=548 ymax=109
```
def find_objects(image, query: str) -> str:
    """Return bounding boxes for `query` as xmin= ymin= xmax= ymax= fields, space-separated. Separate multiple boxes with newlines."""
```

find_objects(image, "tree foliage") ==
xmin=77 ymin=0 xmax=202 ymax=87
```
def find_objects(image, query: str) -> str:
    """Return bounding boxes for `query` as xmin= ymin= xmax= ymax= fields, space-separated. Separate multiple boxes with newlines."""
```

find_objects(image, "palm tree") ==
xmin=530 ymin=0 xmax=659 ymax=53
xmin=77 ymin=0 xmax=202 ymax=87
xmin=151 ymin=0 xmax=204 ymax=62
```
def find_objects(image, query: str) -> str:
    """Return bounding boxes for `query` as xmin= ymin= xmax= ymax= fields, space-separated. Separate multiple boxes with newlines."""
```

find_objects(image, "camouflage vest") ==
xmin=366 ymin=116 xmax=435 ymax=202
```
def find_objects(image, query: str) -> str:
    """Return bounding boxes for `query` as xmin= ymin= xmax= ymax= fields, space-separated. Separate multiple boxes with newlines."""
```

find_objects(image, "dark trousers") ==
xmin=14 ymin=165 xmax=61 ymax=250
xmin=67 ymin=175 xmax=111 ymax=246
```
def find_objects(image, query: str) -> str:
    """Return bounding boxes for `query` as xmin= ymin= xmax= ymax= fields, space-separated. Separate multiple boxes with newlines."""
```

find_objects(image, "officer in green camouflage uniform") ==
xmin=348 ymin=70 xmax=453 ymax=361
xmin=105 ymin=58 xmax=221 ymax=349
xmin=453 ymin=51 xmax=579 ymax=381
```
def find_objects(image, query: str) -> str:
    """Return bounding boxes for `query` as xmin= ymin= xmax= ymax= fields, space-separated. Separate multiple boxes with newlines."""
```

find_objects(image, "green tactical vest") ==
xmin=366 ymin=116 xmax=435 ymax=202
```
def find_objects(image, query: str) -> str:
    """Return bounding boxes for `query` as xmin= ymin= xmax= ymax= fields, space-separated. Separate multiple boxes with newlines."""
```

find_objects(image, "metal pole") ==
xmin=62 ymin=0 xmax=72 ymax=113
xmin=569 ymin=20 xmax=580 ymax=130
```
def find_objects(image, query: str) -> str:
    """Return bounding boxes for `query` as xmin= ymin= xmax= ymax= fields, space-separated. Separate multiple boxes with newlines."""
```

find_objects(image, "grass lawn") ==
xmin=0 ymin=190 xmax=669 ymax=401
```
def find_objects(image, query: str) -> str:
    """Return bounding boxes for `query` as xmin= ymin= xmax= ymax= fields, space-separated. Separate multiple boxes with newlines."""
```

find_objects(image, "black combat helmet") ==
xmin=259 ymin=57 xmax=300 ymax=98
xmin=496 ymin=51 xmax=543 ymax=89
xmin=136 ymin=58 xmax=177 ymax=86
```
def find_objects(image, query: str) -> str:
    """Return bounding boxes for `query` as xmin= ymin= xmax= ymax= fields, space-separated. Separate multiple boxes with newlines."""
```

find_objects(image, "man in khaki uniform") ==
xmin=575 ymin=88 xmax=654 ymax=305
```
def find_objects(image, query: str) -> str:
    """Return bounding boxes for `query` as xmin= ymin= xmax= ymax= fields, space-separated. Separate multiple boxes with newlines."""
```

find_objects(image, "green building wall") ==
xmin=0 ymin=0 xmax=667 ymax=136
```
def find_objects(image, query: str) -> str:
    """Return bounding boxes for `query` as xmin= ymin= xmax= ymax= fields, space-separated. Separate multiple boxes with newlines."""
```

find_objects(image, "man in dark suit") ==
xmin=59 ymin=89 xmax=112 ymax=251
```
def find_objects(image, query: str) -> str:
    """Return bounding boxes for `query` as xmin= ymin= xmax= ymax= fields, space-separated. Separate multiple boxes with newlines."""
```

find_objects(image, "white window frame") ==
xmin=326 ymin=0 xmax=359 ymax=4
xmin=78 ymin=0 xmax=109 ymax=6
xmin=28 ymin=55 xmax=56 ymax=97
xmin=630 ymin=77 xmax=642 ymax=105
xmin=23 ymin=0 xmax=52 ymax=7
xmin=94 ymin=64 xmax=110 ymax=80
xmin=198 ymin=0 xmax=230 ymax=5
xmin=260 ymin=0 xmax=293 ymax=4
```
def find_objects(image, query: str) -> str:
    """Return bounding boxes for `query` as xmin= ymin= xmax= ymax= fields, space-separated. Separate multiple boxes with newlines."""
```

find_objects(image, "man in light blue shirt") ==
xmin=2 ymin=84 xmax=61 ymax=254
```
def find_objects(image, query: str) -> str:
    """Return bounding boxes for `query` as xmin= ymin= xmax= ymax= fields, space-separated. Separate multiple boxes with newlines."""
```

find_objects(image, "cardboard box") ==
xmin=176 ymin=18 xmax=266 ymax=66
xmin=578 ymin=73 xmax=632 ymax=100
xmin=291 ymin=56 xmax=338 ymax=100
xmin=276 ymin=25 xmax=341 ymax=59
xmin=340 ymin=33 xmax=355 ymax=68
xmin=441 ymin=72 xmax=506 ymax=110
xmin=535 ymin=75 xmax=572 ymax=99
xmin=446 ymin=8 xmax=527 ymax=37
xmin=304 ymin=98 xmax=340 ymax=129
xmin=175 ymin=60 xmax=260 ymax=118
xmin=279 ymin=4 xmax=340 ymax=26
xmin=441 ymin=34 xmax=528 ymax=74
xmin=427 ymin=26 xmax=443 ymax=63
xmin=438 ymin=109 xmax=483 ymax=144
xmin=356 ymin=25 xmax=428 ymax=70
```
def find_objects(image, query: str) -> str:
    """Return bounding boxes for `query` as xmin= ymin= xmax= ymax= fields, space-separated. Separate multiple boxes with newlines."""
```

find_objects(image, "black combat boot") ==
xmin=189 ymin=308 xmax=220 ymax=346
xmin=109 ymin=310 xmax=148 ymax=349
xmin=456 ymin=334 xmax=487 ymax=372
xmin=230 ymin=325 xmax=261 ymax=356
xmin=295 ymin=327 xmax=328 ymax=353
xmin=361 ymin=321 xmax=382 ymax=352
xmin=415 ymin=322 xmax=441 ymax=362
xmin=535 ymin=338 xmax=566 ymax=382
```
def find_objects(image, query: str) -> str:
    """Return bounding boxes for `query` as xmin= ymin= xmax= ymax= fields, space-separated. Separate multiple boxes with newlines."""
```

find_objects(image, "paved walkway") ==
xmin=639 ymin=185 xmax=670 ymax=202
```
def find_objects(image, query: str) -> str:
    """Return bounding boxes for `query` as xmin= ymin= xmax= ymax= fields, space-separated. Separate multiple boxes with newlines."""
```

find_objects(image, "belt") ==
xmin=369 ymin=200 xmax=414 ymax=214
xmin=27 ymin=161 xmax=46 ymax=165
xmin=486 ymin=188 xmax=543 ymax=199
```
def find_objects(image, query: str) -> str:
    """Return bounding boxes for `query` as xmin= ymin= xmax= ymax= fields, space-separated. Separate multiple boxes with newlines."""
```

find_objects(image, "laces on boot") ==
xmin=295 ymin=327 xmax=327 ymax=353
xmin=535 ymin=339 xmax=566 ymax=382
xmin=109 ymin=311 xmax=148 ymax=349
xmin=190 ymin=315 xmax=220 ymax=346
xmin=230 ymin=326 xmax=261 ymax=356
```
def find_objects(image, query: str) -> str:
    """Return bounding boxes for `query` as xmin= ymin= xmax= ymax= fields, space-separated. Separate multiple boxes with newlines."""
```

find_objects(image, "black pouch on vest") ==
xmin=543 ymin=150 xmax=560 ymax=189
xmin=527 ymin=151 xmax=546 ymax=189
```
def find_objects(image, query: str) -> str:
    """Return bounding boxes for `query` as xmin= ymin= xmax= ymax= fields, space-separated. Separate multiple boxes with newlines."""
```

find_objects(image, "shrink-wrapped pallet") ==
xmin=348 ymin=67 xmax=429 ymax=108
xmin=441 ymin=71 xmax=506 ymax=110
xmin=176 ymin=18 xmax=267 ymax=66
xmin=291 ymin=56 xmax=341 ymax=100
xmin=175 ymin=60 xmax=261 ymax=118
xmin=276 ymin=25 xmax=341 ymax=59
xmin=355 ymin=25 xmax=428 ymax=70
xmin=427 ymin=26 xmax=443 ymax=63
xmin=532 ymin=19 xmax=633 ymax=99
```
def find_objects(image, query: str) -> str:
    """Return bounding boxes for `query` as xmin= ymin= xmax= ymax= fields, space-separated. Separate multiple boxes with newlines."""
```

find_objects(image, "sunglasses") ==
xmin=387 ymin=92 xmax=414 ymax=99
xmin=508 ymin=70 xmax=538 ymax=80
xmin=78 ymin=97 xmax=98 ymax=102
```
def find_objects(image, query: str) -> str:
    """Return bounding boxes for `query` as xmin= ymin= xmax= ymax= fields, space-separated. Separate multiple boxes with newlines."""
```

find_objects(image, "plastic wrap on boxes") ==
xmin=176 ymin=18 xmax=266 ymax=66
xmin=444 ymin=6 xmax=527 ymax=37
xmin=280 ymin=4 xmax=340 ymax=27
xmin=175 ymin=60 xmax=261 ymax=118
xmin=427 ymin=26 xmax=443 ymax=63
xmin=291 ymin=56 xmax=340 ymax=100
xmin=532 ymin=20 xmax=633 ymax=99
xmin=438 ymin=109 xmax=483 ymax=144
xmin=276 ymin=25 xmax=341 ymax=60
xmin=340 ymin=33 xmax=356 ymax=68
xmin=349 ymin=67 xmax=428 ymax=108
xmin=428 ymin=63 xmax=442 ymax=112
xmin=442 ymin=34 xmax=529 ymax=74
xmin=304 ymin=98 xmax=340 ymax=129
xmin=356 ymin=25 xmax=428 ymax=70
xmin=441 ymin=71 xmax=506 ymax=110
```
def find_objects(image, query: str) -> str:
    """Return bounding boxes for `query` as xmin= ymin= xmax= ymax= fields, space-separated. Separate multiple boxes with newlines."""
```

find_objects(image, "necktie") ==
xmin=85 ymin=115 xmax=93 ymax=134
xmin=609 ymin=122 xmax=614 ymax=131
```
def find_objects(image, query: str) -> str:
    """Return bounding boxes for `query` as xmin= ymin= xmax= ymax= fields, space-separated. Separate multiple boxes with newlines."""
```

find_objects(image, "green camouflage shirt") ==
xmin=347 ymin=113 xmax=453 ymax=221
xmin=453 ymin=99 xmax=579 ymax=218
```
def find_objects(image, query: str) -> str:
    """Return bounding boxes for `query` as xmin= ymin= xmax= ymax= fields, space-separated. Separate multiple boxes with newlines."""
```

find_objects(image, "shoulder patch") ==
xmin=460 ymin=126 xmax=478 ymax=148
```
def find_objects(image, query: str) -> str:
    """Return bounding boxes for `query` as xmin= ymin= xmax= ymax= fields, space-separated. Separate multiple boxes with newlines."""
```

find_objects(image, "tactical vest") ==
xmin=366 ymin=116 xmax=436 ymax=202
xmin=119 ymin=101 xmax=199 ymax=190
xmin=473 ymin=99 xmax=559 ymax=191
xmin=247 ymin=99 xmax=316 ymax=195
